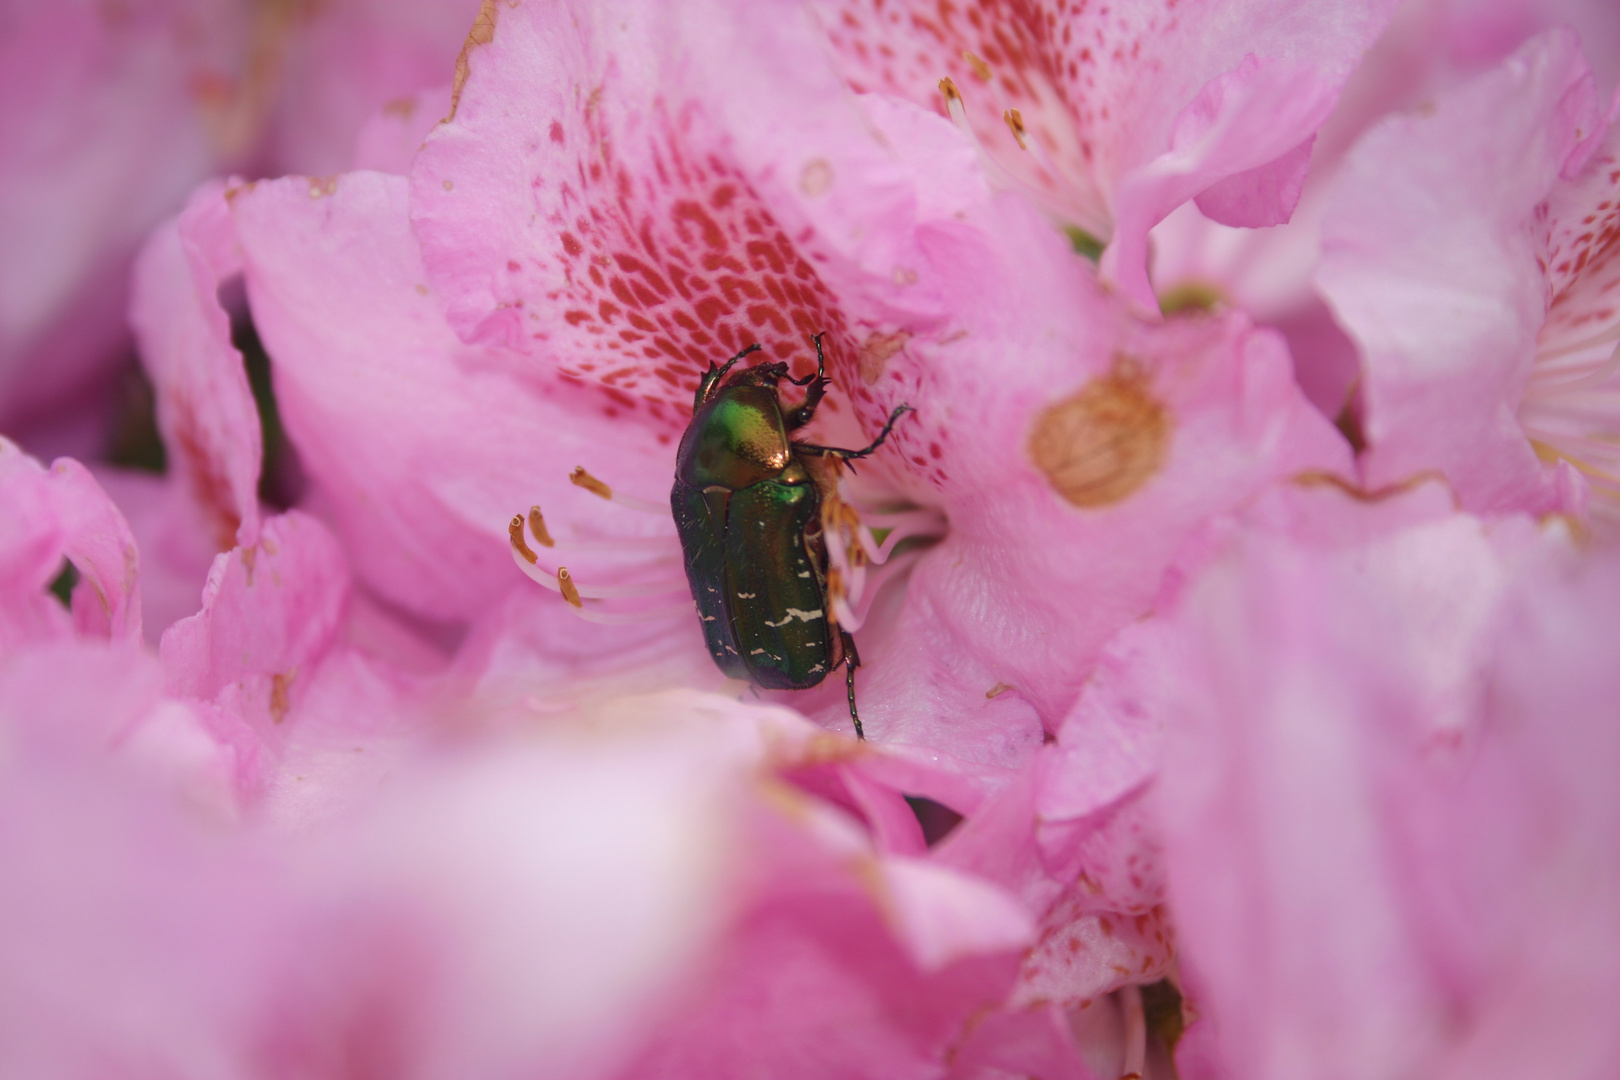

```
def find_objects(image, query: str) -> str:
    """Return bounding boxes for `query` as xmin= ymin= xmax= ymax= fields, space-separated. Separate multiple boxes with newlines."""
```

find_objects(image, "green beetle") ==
xmin=671 ymin=334 xmax=911 ymax=739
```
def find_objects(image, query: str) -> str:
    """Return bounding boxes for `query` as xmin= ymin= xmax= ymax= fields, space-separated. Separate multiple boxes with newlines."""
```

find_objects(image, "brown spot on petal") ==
xmin=1029 ymin=359 xmax=1170 ymax=508
xmin=858 ymin=331 xmax=909 ymax=385
xmin=799 ymin=158 xmax=834 ymax=198
xmin=270 ymin=669 xmax=296 ymax=723
xmin=448 ymin=0 xmax=499 ymax=121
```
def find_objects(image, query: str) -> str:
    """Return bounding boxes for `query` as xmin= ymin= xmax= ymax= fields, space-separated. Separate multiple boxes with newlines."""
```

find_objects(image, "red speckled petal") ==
xmin=411 ymin=0 xmax=930 ymax=424
xmin=1540 ymin=119 xmax=1620 ymax=343
xmin=229 ymin=171 xmax=683 ymax=623
xmin=809 ymin=0 xmax=1399 ymax=290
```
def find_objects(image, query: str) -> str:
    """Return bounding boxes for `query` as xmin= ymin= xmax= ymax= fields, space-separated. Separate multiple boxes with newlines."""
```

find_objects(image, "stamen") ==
xmin=509 ymin=515 xmax=539 ymax=564
xmin=568 ymin=601 xmax=694 ymax=625
xmin=1004 ymin=107 xmax=1028 ymax=150
xmin=508 ymin=540 xmax=686 ymax=599
xmin=570 ymin=466 xmax=669 ymax=514
xmin=1524 ymin=339 xmax=1620 ymax=399
xmin=528 ymin=506 xmax=555 ymax=547
xmin=557 ymin=567 xmax=583 ymax=608
xmin=938 ymin=76 xmax=963 ymax=112
xmin=1119 ymin=983 xmax=1146 ymax=1080
xmin=962 ymin=51 xmax=992 ymax=81
xmin=570 ymin=466 xmax=613 ymax=500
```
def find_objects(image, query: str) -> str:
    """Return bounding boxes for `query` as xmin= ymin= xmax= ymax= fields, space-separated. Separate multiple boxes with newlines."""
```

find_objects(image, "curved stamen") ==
xmin=1119 ymin=983 xmax=1146 ymax=1080
xmin=567 ymin=602 xmax=694 ymax=625
xmin=509 ymin=528 xmax=687 ymax=600
xmin=571 ymin=466 xmax=668 ymax=514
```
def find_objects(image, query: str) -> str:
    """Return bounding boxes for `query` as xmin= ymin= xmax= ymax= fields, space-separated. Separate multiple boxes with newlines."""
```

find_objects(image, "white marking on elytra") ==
xmin=736 ymin=591 xmax=757 ymax=599
xmin=762 ymin=607 xmax=825 ymax=628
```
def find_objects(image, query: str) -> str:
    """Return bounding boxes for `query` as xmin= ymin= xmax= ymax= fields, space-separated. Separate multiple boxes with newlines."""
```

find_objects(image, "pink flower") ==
xmin=0 ymin=0 xmax=480 ymax=455
xmin=1317 ymin=28 xmax=1619 ymax=520
xmin=804 ymin=0 xmax=1402 ymax=309
xmin=1135 ymin=480 xmax=1620 ymax=1079
xmin=136 ymin=0 xmax=1345 ymax=790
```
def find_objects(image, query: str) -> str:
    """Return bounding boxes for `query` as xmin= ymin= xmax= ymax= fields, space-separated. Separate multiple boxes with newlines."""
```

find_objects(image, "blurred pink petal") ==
xmin=130 ymin=180 xmax=262 ymax=552
xmin=0 ymin=439 xmax=140 ymax=648
xmin=0 ymin=0 xmax=481 ymax=454
xmin=1317 ymin=29 xmax=1608 ymax=516
xmin=0 ymin=0 xmax=226 ymax=449
xmin=1144 ymin=481 xmax=1618 ymax=1079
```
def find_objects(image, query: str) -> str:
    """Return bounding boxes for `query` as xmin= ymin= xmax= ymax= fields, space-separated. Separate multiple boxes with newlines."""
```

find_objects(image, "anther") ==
xmin=962 ymin=51 xmax=992 ymax=81
xmin=557 ymin=567 xmax=583 ymax=608
xmin=510 ymin=515 xmax=538 ymax=564
xmin=528 ymin=506 xmax=555 ymax=547
xmin=570 ymin=466 xmax=613 ymax=500
xmin=938 ymin=76 xmax=962 ymax=108
xmin=1004 ymin=108 xmax=1028 ymax=150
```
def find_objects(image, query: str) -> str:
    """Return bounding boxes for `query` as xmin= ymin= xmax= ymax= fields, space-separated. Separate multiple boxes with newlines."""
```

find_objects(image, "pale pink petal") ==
xmin=351 ymin=84 xmax=453 ymax=174
xmin=90 ymin=466 xmax=219 ymax=643
xmin=1148 ymin=487 xmax=1585 ymax=1080
xmin=1102 ymin=56 xmax=1340 ymax=309
xmin=130 ymin=180 xmax=263 ymax=551
xmin=948 ymin=1004 xmax=1097 ymax=1080
xmin=227 ymin=170 xmax=687 ymax=623
xmin=263 ymin=0 xmax=482 ymax=176
xmin=810 ymin=0 xmax=1398 ymax=302
xmin=0 ymin=440 xmax=141 ymax=649
xmin=0 ymin=0 xmax=226 ymax=445
xmin=1318 ymin=30 xmax=1604 ymax=514
xmin=410 ymin=0 xmax=931 ymax=418
xmin=875 ymin=855 xmax=1036 ymax=972
xmin=160 ymin=510 xmax=349 ymax=722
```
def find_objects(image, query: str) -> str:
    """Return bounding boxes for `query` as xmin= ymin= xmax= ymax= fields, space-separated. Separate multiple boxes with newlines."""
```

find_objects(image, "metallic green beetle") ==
xmin=670 ymin=334 xmax=911 ymax=739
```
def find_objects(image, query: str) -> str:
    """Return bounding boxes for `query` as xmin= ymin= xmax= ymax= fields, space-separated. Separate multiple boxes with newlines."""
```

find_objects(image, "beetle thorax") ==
xmin=679 ymin=384 xmax=793 ymax=490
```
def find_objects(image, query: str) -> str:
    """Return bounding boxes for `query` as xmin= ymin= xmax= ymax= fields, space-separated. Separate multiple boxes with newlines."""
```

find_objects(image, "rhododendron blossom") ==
xmin=4 ymin=1 xmax=1620 ymax=1077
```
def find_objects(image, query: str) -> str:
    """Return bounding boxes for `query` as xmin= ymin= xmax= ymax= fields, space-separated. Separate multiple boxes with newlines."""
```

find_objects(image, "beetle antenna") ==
xmin=786 ymin=331 xmax=827 ymax=387
xmin=696 ymin=342 xmax=762 ymax=406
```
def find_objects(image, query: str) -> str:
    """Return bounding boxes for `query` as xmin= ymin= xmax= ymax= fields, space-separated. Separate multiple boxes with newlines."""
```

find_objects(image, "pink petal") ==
xmin=160 ymin=510 xmax=349 ymax=722
xmin=1103 ymin=56 xmax=1340 ymax=309
xmin=0 ymin=441 xmax=141 ymax=649
xmin=0 ymin=0 xmax=225 ymax=445
xmin=1318 ymin=29 xmax=1604 ymax=514
xmin=1148 ymin=485 xmax=1596 ymax=1080
xmin=90 ymin=466 xmax=219 ymax=644
xmin=812 ymin=0 xmax=1398 ymax=303
xmin=410 ymin=0 xmax=932 ymax=418
xmin=351 ymin=84 xmax=453 ymax=174
xmin=227 ymin=170 xmax=687 ymax=623
xmin=875 ymin=855 xmax=1036 ymax=972
xmin=130 ymin=180 xmax=263 ymax=552
xmin=261 ymin=0 xmax=483 ymax=176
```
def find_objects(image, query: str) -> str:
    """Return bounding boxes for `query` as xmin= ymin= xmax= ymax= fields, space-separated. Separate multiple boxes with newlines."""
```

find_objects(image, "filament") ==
xmin=1119 ymin=983 xmax=1145 ymax=1080
xmin=570 ymin=466 xmax=668 ymax=513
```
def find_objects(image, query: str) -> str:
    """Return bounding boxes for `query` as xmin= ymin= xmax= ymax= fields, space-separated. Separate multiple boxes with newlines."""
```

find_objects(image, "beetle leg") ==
xmin=785 ymin=332 xmax=831 ymax=430
xmin=795 ymin=403 xmax=914 ymax=463
xmin=841 ymin=628 xmax=864 ymax=741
